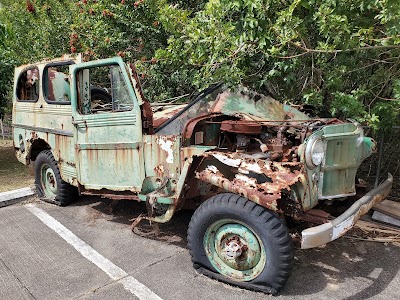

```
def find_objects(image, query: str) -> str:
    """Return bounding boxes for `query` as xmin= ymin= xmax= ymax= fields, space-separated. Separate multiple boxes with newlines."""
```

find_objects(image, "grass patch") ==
xmin=0 ymin=139 xmax=34 ymax=192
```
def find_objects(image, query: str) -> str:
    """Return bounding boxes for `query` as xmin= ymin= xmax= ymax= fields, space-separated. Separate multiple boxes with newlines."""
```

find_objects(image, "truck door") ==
xmin=70 ymin=57 xmax=144 ymax=192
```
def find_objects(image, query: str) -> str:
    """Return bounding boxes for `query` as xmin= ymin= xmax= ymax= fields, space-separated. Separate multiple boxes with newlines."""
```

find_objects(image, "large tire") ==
xmin=91 ymin=87 xmax=112 ymax=102
xmin=35 ymin=150 xmax=76 ymax=206
xmin=187 ymin=193 xmax=293 ymax=295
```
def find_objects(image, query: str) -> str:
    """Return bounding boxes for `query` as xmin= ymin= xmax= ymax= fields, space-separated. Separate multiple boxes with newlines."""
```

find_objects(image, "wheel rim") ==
xmin=204 ymin=219 xmax=266 ymax=281
xmin=40 ymin=163 xmax=57 ymax=198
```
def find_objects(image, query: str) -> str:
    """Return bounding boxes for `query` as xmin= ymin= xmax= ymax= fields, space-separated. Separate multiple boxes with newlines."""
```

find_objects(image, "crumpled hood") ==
xmin=210 ymin=87 xmax=310 ymax=123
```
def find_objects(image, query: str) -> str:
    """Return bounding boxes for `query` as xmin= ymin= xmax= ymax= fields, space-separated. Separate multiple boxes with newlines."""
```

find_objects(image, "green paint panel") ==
xmin=299 ymin=122 xmax=374 ymax=209
xmin=217 ymin=89 xmax=309 ymax=121
xmin=319 ymin=123 xmax=372 ymax=199
xmin=142 ymin=135 xmax=181 ymax=179
xmin=71 ymin=57 xmax=144 ymax=192
xmin=322 ymin=138 xmax=359 ymax=197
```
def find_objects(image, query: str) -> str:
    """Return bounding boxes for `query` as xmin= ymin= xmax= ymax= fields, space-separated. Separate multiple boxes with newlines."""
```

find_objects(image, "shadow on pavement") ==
xmin=283 ymin=238 xmax=400 ymax=298
xmin=71 ymin=196 xmax=400 ymax=298
xmin=71 ymin=196 xmax=192 ymax=248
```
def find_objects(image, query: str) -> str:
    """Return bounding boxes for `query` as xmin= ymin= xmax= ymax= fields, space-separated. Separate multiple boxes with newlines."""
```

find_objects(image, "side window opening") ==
xmin=16 ymin=67 xmax=39 ymax=101
xmin=77 ymin=64 xmax=134 ymax=115
xmin=44 ymin=63 xmax=73 ymax=103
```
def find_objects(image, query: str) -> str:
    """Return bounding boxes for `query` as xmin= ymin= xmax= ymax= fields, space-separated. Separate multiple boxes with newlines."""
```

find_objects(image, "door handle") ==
xmin=72 ymin=120 xmax=86 ymax=125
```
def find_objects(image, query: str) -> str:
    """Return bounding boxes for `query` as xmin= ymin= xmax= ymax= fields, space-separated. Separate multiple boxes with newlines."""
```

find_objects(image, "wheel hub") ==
xmin=41 ymin=164 xmax=58 ymax=198
xmin=204 ymin=220 xmax=266 ymax=281
xmin=47 ymin=172 xmax=55 ymax=188
xmin=224 ymin=237 xmax=243 ymax=260
xmin=45 ymin=169 xmax=57 ymax=193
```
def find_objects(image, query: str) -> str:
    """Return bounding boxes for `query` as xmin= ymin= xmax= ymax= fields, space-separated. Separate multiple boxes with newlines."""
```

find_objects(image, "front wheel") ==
xmin=35 ymin=150 xmax=76 ymax=206
xmin=187 ymin=193 xmax=293 ymax=295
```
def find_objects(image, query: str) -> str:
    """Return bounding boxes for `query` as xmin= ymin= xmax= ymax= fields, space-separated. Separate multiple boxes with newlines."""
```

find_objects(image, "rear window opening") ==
xmin=43 ymin=62 xmax=74 ymax=104
xmin=16 ymin=67 xmax=40 ymax=102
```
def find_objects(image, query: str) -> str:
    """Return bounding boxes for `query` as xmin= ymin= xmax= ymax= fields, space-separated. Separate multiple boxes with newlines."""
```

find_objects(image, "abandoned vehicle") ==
xmin=12 ymin=54 xmax=393 ymax=294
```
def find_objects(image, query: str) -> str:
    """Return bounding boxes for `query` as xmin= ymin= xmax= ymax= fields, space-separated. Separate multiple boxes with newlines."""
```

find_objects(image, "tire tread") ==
xmin=35 ymin=150 xmax=77 ymax=206
xmin=187 ymin=193 xmax=294 ymax=294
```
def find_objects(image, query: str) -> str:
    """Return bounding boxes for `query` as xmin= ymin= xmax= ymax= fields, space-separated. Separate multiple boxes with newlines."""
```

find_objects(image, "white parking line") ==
xmin=25 ymin=204 xmax=163 ymax=300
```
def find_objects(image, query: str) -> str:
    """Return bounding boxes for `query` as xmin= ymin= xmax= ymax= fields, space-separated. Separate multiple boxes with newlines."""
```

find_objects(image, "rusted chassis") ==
xmin=301 ymin=173 xmax=393 ymax=249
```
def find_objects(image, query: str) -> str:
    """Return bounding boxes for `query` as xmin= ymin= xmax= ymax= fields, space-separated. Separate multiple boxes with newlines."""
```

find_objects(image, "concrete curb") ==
xmin=0 ymin=187 xmax=35 ymax=208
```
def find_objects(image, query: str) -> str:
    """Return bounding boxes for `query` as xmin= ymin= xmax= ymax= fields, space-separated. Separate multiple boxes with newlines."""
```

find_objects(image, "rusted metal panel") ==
xmin=153 ymin=104 xmax=186 ymax=128
xmin=12 ymin=55 xmax=83 ymax=186
xmin=155 ymin=85 xmax=223 ymax=135
xmin=157 ymin=85 xmax=312 ymax=135
xmin=220 ymin=120 xmax=262 ymax=134
xmin=73 ymin=112 xmax=144 ymax=192
xmin=142 ymin=134 xmax=181 ymax=179
xmin=196 ymin=151 xmax=305 ymax=211
xmin=81 ymin=188 xmax=140 ymax=201
xmin=182 ymin=113 xmax=222 ymax=142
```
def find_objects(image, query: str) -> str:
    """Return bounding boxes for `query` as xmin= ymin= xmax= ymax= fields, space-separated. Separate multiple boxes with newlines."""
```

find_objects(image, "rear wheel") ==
xmin=187 ymin=193 xmax=293 ymax=295
xmin=35 ymin=150 xmax=76 ymax=206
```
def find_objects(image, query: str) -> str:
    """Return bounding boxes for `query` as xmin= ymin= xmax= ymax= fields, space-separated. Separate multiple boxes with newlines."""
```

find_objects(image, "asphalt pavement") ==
xmin=1 ymin=196 xmax=399 ymax=300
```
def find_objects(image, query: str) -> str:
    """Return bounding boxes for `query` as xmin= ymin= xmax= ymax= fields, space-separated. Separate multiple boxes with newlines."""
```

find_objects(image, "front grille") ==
xmin=318 ymin=123 xmax=362 ymax=199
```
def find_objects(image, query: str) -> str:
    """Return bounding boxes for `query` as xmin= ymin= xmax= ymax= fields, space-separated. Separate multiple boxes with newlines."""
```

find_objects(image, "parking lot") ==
xmin=1 ymin=196 xmax=400 ymax=300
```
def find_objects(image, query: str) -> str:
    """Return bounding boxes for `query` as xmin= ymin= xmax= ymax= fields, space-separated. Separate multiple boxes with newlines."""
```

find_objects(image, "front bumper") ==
xmin=301 ymin=173 xmax=393 ymax=249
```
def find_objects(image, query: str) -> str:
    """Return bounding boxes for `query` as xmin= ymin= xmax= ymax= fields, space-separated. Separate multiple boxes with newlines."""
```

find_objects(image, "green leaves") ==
xmin=0 ymin=21 xmax=14 ymax=116
xmin=371 ymin=101 xmax=400 ymax=132
xmin=330 ymin=91 xmax=367 ymax=120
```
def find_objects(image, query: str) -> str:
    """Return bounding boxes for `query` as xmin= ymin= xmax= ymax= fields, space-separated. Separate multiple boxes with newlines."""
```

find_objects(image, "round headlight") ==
xmin=311 ymin=138 xmax=325 ymax=166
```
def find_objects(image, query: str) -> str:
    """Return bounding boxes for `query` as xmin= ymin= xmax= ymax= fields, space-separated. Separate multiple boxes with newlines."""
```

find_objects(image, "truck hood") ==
xmin=153 ymin=86 xmax=310 ymax=131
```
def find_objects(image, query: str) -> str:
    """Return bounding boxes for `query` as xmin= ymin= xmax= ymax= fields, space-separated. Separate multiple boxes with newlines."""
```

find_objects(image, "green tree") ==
xmin=0 ymin=0 xmax=170 ymax=102
xmin=0 ymin=0 xmax=399 ymax=130
xmin=152 ymin=0 xmax=400 ymax=130
xmin=0 ymin=20 xmax=15 ymax=118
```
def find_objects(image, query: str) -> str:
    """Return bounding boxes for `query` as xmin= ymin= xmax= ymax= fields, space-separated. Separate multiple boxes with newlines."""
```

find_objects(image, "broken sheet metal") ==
xmin=155 ymin=85 xmax=223 ymax=135
xmin=155 ymin=85 xmax=310 ymax=135
xmin=196 ymin=151 xmax=305 ymax=211
xmin=210 ymin=88 xmax=310 ymax=123
xmin=152 ymin=104 xmax=187 ymax=128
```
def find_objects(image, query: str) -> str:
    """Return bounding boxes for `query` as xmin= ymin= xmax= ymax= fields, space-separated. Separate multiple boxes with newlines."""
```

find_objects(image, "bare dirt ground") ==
xmin=0 ymin=139 xmax=34 ymax=192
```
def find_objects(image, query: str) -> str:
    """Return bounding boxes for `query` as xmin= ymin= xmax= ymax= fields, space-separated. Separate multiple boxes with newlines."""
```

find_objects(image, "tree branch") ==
xmin=293 ymin=43 xmax=400 ymax=54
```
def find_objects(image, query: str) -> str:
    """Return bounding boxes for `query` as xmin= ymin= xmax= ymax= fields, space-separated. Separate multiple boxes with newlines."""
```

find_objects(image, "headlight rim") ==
xmin=305 ymin=135 xmax=325 ymax=169
xmin=311 ymin=138 xmax=325 ymax=166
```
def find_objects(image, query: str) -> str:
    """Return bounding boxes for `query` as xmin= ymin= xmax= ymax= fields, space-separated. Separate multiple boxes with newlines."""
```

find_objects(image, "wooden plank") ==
xmin=356 ymin=219 xmax=400 ymax=233
xmin=373 ymin=200 xmax=400 ymax=220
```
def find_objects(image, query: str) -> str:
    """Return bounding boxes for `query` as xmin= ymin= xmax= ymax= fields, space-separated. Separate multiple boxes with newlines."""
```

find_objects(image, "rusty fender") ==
xmin=195 ymin=152 xmax=305 ymax=211
xmin=301 ymin=173 xmax=393 ymax=249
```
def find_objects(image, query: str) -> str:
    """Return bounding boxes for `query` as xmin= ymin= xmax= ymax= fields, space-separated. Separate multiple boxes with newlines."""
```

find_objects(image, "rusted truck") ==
xmin=12 ymin=54 xmax=392 ymax=294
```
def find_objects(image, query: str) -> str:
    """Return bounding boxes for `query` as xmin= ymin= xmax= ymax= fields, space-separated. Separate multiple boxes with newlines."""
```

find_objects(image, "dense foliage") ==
xmin=0 ymin=20 xmax=14 ymax=118
xmin=0 ymin=0 xmax=399 ymax=129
